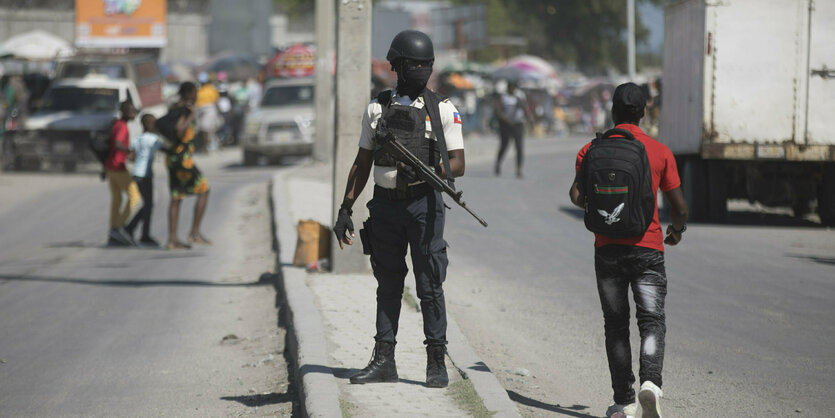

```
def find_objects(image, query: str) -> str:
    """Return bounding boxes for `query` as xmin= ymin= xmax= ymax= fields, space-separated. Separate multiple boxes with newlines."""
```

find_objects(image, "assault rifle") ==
xmin=377 ymin=131 xmax=488 ymax=227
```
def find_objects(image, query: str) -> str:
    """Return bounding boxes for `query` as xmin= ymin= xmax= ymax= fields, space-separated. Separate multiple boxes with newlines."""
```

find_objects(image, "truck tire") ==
xmin=680 ymin=157 xmax=708 ymax=221
xmin=706 ymin=160 xmax=728 ymax=222
xmin=818 ymin=163 xmax=835 ymax=226
xmin=243 ymin=149 xmax=258 ymax=166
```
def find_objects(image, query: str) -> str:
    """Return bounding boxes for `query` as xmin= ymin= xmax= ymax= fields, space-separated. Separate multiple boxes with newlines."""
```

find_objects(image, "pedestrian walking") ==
xmin=493 ymin=80 xmax=532 ymax=178
xmin=333 ymin=30 xmax=466 ymax=388
xmin=195 ymin=72 xmax=220 ymax=153
xmin=105 ymin=100 xmax=141 ymax=246
xmin=125 ymin=114 xmax=164 ymax=247
xmin=162 ymin=82 xmax=211 ymax=250
xmin=569 ymin=82 xmax=689 ymax=418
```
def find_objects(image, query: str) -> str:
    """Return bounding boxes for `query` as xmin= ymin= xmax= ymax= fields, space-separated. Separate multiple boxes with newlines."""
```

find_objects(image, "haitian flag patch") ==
xmin=453 ymin=112 xmax=462 ymax=124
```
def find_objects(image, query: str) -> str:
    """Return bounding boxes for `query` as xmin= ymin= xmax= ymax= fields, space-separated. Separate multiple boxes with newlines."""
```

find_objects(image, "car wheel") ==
xmin=243 ymin=150 xmax=258 ymax=166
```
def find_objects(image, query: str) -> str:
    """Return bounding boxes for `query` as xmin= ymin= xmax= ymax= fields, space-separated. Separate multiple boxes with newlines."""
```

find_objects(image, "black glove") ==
xmin=397 ymin=162 xmax=419 ymax=184
xmin=333 ymin=207 xmax=354 ymax=247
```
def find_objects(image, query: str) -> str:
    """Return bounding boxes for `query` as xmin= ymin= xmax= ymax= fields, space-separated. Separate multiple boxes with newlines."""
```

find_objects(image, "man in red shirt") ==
xmin=106 ymin=100 xmax=140 ymax=246
xmin=570 ymin=83 xmax=689 ymax=418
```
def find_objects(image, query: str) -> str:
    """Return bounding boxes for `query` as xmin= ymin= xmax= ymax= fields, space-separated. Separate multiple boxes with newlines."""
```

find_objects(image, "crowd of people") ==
xmin=166 ymin=70 xmax=264 ymax=154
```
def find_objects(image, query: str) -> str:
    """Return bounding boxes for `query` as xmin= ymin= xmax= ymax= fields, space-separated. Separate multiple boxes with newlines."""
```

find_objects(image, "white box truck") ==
xmin=661 ymin=0 xmax=835 ymax=225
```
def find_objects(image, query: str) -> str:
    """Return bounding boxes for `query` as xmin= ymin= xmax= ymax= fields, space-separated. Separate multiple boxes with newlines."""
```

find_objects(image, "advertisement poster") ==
xmin=265 ymin=44 xmax=316 ymax=78
xmin=75 ymin=0 xmax=166 ymax=47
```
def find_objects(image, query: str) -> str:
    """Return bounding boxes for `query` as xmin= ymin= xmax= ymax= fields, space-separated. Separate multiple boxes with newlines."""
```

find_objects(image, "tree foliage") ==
xmin=454 ymin=0 xmax=671 ymax=73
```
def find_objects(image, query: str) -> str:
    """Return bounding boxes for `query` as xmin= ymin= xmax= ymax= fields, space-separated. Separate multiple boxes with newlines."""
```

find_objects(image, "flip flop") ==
xmin=188 ymin=235 xmax=212 ymax=245
xmin=167 ymin=241 xmax=192 ymax=250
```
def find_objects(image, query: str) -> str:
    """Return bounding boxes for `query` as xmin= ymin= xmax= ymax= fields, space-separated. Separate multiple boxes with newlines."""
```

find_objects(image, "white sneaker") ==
xmin=638 ymin=381 xmax=663 ymax=418
xmin=605 ymin=402 xmax=637 ymax=418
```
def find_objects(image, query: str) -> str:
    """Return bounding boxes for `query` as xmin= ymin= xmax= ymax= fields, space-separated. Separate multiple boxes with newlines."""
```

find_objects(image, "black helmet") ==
xmin=386 ymin=30 xmax=434 ymax=63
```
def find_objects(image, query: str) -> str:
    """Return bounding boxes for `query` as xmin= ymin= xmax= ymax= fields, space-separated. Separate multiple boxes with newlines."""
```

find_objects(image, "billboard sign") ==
xmin=75 ymin=0 xmax=167 ymax=48
xmin=266 ymin=44 xmax=316 ymax=78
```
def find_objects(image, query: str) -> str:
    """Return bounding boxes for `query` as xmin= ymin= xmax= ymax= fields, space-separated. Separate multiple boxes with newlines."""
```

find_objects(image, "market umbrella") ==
xmin=265 ymin=44 xmax=316 ymax=78
xmin=492 ymin=65 xmax=547 ymax=82
xmin=505 ymin=55 xmax=558 ymax=79
xmin=1 ymin=30 xmax=74 ymax=61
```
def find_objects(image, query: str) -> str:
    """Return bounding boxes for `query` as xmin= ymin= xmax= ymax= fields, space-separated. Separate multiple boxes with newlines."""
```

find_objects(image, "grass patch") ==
xmin=402 ymin=286 xmax=418 ymax=311
xmin=340 ymin=398 xmax=356 ymax=418
xmin=448 ymin=379 xmax=495 ymax=417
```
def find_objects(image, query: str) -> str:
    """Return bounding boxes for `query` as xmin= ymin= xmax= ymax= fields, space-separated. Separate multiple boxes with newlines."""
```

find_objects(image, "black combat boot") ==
xmin=350 ymin=341 xmax=398 ymax=384
xmin=425 ymin=344 xmax=449 ymax=388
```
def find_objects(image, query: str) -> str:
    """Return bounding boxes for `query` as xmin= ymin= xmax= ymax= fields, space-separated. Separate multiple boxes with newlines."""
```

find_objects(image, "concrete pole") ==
xmin=627 ymin=0 xmax=636 ymax=79
xmin=314 ymin=0 xmax=335 ymax=162
xmin=331 ymin=0 xmax=372 ymax=273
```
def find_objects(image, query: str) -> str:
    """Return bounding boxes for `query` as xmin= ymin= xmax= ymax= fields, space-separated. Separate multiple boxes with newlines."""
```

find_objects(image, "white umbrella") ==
xmin=2 ymin=30 xmax=74 ymax=61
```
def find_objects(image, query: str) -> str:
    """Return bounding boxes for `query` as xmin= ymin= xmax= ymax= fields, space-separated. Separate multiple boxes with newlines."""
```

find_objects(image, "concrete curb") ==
xmin=405 ymin=286 xmax=520 ymax=417
xmin=271 ymin=170 xmax=342 ymax=418
xmin=271 ymin=166 xmax=520 ymax=417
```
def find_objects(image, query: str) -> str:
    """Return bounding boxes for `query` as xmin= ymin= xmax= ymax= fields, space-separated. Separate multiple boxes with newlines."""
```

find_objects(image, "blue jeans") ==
xmin=595 ymin=245 xmax=667 ymax=404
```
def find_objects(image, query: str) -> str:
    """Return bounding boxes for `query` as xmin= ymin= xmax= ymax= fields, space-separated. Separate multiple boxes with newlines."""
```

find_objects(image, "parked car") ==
xmin=241 ymin=78 xmax=315 ymax=165
xmin=3 ymin=74 xmax=166 ymax=171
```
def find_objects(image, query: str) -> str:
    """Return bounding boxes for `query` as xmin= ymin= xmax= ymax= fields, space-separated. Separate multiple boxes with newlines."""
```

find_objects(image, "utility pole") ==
xmin=314 ymin=0 xmax=334 ymax=162
xmin=627 ymin=0 xmax=636 ymax=79
xmin=331 ymin=0 xmax=372 ymax=273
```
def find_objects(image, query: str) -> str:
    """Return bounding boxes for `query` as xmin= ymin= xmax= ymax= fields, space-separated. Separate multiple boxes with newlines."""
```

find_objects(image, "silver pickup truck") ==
xmin=241 ymin=78 xmax=315 ymax=165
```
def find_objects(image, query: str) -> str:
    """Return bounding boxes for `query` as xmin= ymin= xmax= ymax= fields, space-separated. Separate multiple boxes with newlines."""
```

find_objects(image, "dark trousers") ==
xmin=496 ymin=121 xmax=524 ymax=173
xmin=595 ymin=245 xmax=667 ymax=404
xmin=368 ymin=187 xmax=449 ymax=346
xmin=127 ymin=176 xmax=153 ymax=239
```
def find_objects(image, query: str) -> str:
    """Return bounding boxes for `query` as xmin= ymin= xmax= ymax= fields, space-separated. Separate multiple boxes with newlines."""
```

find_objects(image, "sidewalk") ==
xmin=270 ymin=160 xmax=520 ymax=417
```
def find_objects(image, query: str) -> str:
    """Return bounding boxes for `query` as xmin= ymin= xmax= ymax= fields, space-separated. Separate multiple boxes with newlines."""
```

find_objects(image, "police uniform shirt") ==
xmin=358 ymin=89 xmax=465 ymax=189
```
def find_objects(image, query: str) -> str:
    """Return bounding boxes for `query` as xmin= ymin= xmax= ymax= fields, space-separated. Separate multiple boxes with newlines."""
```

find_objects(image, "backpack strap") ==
xmin=376 ymin=89 xmax=393 ymax=109
xmin=600 ymin=127 xmax=637 ymax=141
xmin=422 ymin=89 xmax=455 ymax=190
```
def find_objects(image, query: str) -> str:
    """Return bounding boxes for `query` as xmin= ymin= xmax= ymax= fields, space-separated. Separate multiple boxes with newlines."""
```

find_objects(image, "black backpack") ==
xmin=89 ymin=118 xmax=117 ymax=164
xmin=155 ymin=108 xmax=180 ymax=143
xmin=578 ymin=128 xmax=655 ymax=238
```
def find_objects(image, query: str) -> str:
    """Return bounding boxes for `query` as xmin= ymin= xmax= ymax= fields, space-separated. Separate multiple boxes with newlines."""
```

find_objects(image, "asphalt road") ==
xmin=0 ymin=150 xmax=297 ymax=417
xmin=443 ymin=133 xmax=835 ymax=417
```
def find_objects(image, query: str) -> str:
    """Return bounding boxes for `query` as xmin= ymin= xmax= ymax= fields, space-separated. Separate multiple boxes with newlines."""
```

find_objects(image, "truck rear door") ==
xmin=805 ymin=0 xmax=835 ymax=145
xmin=708 ymin=0 xmax=803 ymax=144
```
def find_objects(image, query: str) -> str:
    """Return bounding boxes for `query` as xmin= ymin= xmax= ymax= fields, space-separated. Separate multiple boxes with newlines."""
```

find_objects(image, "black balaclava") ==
xmin=395 ymin=59 xmax=433 ymax=101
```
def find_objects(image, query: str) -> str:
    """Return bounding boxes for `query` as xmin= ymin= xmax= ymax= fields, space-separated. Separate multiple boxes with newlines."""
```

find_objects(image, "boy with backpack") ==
xmin=125 ymin=114 xmax=165 ymax=247
xmin=569 ymin=82 xmax=689 ymax=418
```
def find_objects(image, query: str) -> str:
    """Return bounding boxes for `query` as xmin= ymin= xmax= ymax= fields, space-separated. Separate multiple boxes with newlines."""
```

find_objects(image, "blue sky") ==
xmin=639 ymin=2 xmax=665 ymax=54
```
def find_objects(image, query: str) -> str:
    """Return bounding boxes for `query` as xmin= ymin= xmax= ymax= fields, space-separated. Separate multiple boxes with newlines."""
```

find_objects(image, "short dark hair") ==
xmin=611 ymin=82 xmax=646 ymax=124
xmin=120 ymin=100 xmax=135 ymax=113
xmin=178 ymin=81 xmax=197 ymax=97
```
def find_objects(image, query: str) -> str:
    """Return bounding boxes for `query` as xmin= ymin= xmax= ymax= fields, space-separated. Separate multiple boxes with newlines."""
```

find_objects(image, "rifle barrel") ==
xmin=380 ymin=133 xmax=488 ymax=227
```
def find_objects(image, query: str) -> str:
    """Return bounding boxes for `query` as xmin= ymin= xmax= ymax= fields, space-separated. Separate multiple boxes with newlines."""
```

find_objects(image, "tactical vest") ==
xmin=373 ymin=91 xmax=440 ymax=168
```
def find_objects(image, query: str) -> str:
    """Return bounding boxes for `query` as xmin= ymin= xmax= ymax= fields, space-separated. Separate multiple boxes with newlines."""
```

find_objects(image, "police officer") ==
xmin=333 ymin=30 xmax=466 ymax=388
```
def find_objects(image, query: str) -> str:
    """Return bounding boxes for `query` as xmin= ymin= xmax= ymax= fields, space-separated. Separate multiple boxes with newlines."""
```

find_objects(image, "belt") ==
xmin=374 ymin=183 xmax=434 ymax=201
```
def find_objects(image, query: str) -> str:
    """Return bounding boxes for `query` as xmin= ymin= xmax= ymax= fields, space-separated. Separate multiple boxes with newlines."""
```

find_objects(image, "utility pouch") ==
xmin=359 ymin=219 xmax=373 ymax=255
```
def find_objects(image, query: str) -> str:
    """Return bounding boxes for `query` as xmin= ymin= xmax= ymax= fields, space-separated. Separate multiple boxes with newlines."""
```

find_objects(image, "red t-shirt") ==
xmin=575 ymin=124 xmax=681 ymax=252
xmin=104 ymin=119 xmax=129 ymax=171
